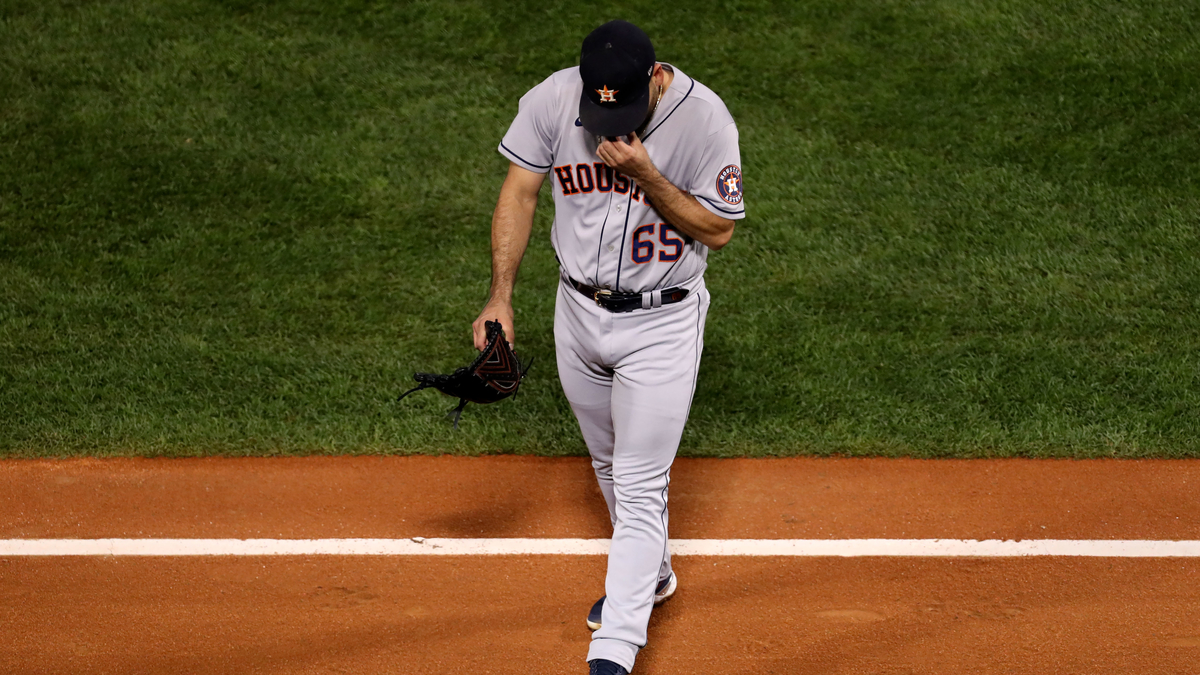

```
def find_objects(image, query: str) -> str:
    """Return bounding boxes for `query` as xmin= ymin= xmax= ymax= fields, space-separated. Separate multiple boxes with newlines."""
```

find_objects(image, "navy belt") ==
xmin=569 ymin=277 xmax=689 ymax=313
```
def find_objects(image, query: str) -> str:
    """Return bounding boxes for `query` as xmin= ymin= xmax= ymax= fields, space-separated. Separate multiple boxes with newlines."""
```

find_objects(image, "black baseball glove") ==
xmin=397 ymin=320 xmax=532 ymax=428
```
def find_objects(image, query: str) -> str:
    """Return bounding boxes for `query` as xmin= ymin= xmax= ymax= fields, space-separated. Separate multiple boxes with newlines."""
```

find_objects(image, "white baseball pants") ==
xmin=554 ymin=277 xmax=709 ymax=672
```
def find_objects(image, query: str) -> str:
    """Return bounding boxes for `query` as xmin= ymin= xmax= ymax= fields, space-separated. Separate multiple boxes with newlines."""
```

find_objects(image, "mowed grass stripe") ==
xmin=2 ymin=1 xmax=1198 ymax=457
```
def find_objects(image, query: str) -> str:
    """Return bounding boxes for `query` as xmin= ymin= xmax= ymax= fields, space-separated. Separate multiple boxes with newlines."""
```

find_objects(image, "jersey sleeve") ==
xmin=688 ymin=122 xmax=746 ymax=220
xmin=498 ymin=77 xmax=558 ymax=174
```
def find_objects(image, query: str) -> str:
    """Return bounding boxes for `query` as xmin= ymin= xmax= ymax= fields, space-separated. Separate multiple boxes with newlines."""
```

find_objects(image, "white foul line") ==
xmin=2 ymin=538 xmax=1200 ymax=557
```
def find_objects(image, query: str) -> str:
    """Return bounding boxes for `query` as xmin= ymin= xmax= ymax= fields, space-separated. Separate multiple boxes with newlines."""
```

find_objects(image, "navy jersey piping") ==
xmin=696 ymin=195 xmax=745 ymax=215
xmin=685 ymin=291 xmax=704 ymax=411
xmin=500 ymin=142 xmax=552 ymax=171
xmin=593 ymin=191 xmax=614 ymax=285
xmin=657 ymin=468 xmax=672 ymax=592
xmin=612 ymin=190 xmax=635 ymax=290
xmin=641 ymin=78 xmax=695 ymax=142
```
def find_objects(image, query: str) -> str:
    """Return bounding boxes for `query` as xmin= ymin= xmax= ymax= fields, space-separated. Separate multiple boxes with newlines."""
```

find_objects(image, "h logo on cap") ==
xmin=596 ymin=86 xmax=619 ymax=103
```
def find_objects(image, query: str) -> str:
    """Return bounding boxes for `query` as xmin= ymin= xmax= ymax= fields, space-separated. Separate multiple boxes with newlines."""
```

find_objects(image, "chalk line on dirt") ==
xmin=2 ymin=538 xmax=1199 ymax=557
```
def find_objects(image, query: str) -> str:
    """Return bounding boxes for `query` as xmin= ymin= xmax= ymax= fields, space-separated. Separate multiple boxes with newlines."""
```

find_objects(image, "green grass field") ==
xmin=2 ymin=0 xmax=1199 ymax=458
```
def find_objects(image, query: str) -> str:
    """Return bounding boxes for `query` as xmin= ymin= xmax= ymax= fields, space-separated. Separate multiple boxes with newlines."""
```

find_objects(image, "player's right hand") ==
xmin=473 ymin=300 xmax=515 ymax=351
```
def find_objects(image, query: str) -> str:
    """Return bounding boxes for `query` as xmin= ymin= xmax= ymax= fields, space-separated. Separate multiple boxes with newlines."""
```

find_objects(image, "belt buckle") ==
xmin=593 ymin=289 xmax=612 ymax=307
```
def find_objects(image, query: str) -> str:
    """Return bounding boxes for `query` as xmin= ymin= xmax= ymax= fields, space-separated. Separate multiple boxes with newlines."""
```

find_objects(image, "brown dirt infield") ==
xmin=2 ymin=457 xmax=1199 ymax=674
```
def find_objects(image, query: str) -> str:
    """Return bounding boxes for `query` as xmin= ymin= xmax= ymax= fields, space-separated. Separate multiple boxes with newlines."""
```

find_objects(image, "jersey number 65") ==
xmin=631 ymin=223 xmax=684 ymax=264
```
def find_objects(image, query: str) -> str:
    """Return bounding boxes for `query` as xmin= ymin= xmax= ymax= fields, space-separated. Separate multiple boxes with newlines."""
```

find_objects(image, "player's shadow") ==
xmin=419 ymin=483 xmax=534 ymax=537
xmin=420 ymin=456 xmax=613 ymax=538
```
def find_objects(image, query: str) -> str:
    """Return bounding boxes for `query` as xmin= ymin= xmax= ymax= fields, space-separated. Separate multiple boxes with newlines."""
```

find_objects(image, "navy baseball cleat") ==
xmin=588 ymin=659 xmax=629 ymax=675
xmin=586 ymin=572 xmax=677 ymax=631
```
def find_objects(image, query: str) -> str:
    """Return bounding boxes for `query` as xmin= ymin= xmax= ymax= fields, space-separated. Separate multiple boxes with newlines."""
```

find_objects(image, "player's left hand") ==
xmin=597 ymin=132 xmax=656 ymax=183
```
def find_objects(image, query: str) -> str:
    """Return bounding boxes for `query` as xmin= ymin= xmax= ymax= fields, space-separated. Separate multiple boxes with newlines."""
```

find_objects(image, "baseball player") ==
xmin=472 ymin=20 xmax=744 ymax=675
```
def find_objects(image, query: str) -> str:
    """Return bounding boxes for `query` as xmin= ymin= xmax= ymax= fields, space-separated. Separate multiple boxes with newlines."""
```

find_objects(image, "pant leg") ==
xmin=587 ymin=286 xmax=710 ymax=672
xmin=555 ymin=283 xmax=618 ymax=527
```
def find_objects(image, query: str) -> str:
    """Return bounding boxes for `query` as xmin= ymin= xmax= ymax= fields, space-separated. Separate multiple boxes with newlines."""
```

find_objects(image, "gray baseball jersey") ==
xmin=498 ymin=64 xmax=745 ymax=293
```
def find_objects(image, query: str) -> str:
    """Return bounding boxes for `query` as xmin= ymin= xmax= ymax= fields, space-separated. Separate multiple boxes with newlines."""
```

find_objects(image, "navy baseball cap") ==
xmin=578 ymin=20 xmax=656 ymax=137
